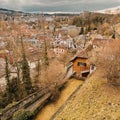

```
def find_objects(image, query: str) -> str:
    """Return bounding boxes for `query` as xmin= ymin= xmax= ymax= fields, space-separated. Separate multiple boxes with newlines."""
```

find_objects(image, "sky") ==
xmin=0 ymin=0 xmax=120 ymax=12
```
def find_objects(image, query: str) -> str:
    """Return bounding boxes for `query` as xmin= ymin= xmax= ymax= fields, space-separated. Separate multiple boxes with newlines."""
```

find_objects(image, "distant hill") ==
xmin=0 ymin=8 xmax=79 ymax=16
xmin=0 ymin=8 xmax=25 ymax=16
xmin=96 ymin=6 xmax=120 ymax=14
xmin=0 ymin=8 xmax=15 ymax=12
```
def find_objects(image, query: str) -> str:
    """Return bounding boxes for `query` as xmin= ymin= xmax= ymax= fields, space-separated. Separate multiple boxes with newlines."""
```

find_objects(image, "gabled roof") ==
xmin=70 ymin=44 xmax=93 ymax=62
xmin=70 ymin=50 xmax=88 ymax=62
xmin=76 ymin=50 xmax=88 ymax=58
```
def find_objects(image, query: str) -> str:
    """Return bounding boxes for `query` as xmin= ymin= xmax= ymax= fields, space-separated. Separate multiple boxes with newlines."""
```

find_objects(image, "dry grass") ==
xmin=55 ymin=70 xmax=120 ymax=120
xmin=35 ymin=79 xmax=83 ymax=120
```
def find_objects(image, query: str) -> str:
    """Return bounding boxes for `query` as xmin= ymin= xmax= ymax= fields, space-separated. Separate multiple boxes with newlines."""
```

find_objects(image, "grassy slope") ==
xmin=35 ymin=79 xmax=83 ymax=120
xmin=55 ymin=71 xmax=120 ymax=120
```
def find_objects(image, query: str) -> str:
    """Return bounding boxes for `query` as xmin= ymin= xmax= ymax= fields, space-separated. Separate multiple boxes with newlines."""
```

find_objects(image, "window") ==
xmin=77 ymin=62 xmax=86 ymax=67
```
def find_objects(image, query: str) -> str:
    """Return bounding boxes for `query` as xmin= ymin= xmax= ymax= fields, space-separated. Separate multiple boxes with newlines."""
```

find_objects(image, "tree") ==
xmin=72 ymin=17 xmax=83 ymax=27
xmin=87 ymin=25 xmax=91 ymax=32
xmin=3 ymin=57 xmax=21 ymax=107
xmin=43 ymin=39 xmax=49 ymax=70
xmin=112 ymin=27 xmax=116 ymax=39
xmin=5 ymin=56 xmax=12 ymax=102
xmin=112 ymin=33 xmax=115 ymax=39
xmin=13 ymin=109 xmax=33 ymax=120
xmin=21 ymin=38 xmax=33 ymax=96
xmin=34 ymin=59 xmax=41 ymax=90
xmin=79 ymin=27 xmax=84 ymax=35
xmin=10 ymin=77 xmax=21 ymax=101
xmin=94 ymin=39 xmax=120 ymax=86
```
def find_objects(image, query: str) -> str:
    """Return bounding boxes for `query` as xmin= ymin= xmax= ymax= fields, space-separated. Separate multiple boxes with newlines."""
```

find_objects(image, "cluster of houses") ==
xmin=0 ymin=13 xmax=120 ymax=89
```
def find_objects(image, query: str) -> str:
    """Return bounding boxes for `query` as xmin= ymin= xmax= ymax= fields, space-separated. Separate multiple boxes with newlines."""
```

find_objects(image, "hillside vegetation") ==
xmin=55 ymin=70 xmax=120 ymax=120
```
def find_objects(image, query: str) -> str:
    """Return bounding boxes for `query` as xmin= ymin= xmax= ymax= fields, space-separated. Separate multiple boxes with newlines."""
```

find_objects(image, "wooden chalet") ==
xmin=70 ymin=51 xmax=90 ymax=78
xmin=67 ymin=44 xmax=93 ymax=79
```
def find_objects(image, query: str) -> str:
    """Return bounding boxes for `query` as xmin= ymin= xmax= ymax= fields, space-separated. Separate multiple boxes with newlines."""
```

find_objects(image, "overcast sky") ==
xmin=0 ymin=0 xmax=120 ymax=12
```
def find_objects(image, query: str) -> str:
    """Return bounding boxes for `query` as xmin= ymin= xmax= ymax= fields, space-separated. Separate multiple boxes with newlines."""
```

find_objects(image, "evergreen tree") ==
xmin=112 ymin=33 xmax=115 ymax=39
xmin=15 ymin=62 xmax=22 ymax=100
xmin=87 ymin=25 xmax=91 ymax=32
xmin=5 ymin=56 xmax=12 ymax=102
xmin=43 ymin=39 xmax=49 ymax=70
xmin=5 ymin=56 xmax=10 ymax=89
xmin=34 ymin=59 xmax=41 ymax=90
xmin=21 ymin=38 xmax=33 ymax=96
xmin=112 ymin=30 xmax=115 ymax=39
xmin=10 ymin=77 xmax=20 ymax=101
xmin=79 ymin=27 xmax=84 ymax=35
xmin=4 ymin=57 xmax=20 ymax=106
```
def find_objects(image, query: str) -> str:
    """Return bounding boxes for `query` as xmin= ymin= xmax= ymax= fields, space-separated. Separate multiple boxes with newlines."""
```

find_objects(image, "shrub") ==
xmin=13 ymin=109 xmax=33 ymax=120
xmin=49 ymin=88 xmax=60 ymax=102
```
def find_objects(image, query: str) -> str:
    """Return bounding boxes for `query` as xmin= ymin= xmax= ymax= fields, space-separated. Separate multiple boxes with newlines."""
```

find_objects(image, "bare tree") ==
xmin=94 ymin=39 xmax=120 ymax=86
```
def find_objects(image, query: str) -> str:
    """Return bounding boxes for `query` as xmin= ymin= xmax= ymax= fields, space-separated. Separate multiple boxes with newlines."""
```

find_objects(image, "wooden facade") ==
xmin=70 ymin=49 xmax=90 ymax=78
xmin=72 ymin=57 xmax=90 ymax=74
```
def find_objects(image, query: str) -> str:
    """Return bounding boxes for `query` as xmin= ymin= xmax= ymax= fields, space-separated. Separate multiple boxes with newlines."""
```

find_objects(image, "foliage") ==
xmin=43 ymin=39 xmax=49 ymax=70
xmin=71 ymin=12 xmax=120 ymax=35
xmin=87 ymin=25 xmax=91 ymax=32
xmin=49 ymin=87 xmax=60 ymax=102
xmin=72 ymin=17 xmax=83 ymax=27
xmin=10 ymin=77 xmax=22 ymax=101
xmin=21 ymin=38 xmax=33 ymax=96
xmin=0 ymin=92 xmax=9 ymax=108
xmin=92 ymin=39 xmax=120 ymax=86
xmin=0 ymin=38 xmax=33 ymax=109
xmin=33 ymin=59 xmax=41 ymax=90
xmin=4 ymin=56 xmax=13 ymax=103
xmin=4 ymin=101 xmax=17 ymax=111
xmin=72 ymin=13 xmax=106 ymax=28
xmin=79 ymin=27 xmax=84 ymax=35
xmin=112 ymin=33 xmax=115 ymax=39
xmin=5 ymin=56 xmax=11 ymax=94
xmin=13 ymin=109 xmax=33 ymax=120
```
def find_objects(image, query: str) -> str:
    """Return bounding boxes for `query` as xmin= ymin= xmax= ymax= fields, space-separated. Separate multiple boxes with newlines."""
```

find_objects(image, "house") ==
xmin=70 ymin=50 xmax=90 ymax=79
xmin=53 ymin=46 xmax=67 ymax=57
xmin=67 ymin=44 xmax=93 ymax=79
xmin=66 ymin=36 xmax=76 ymax=49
